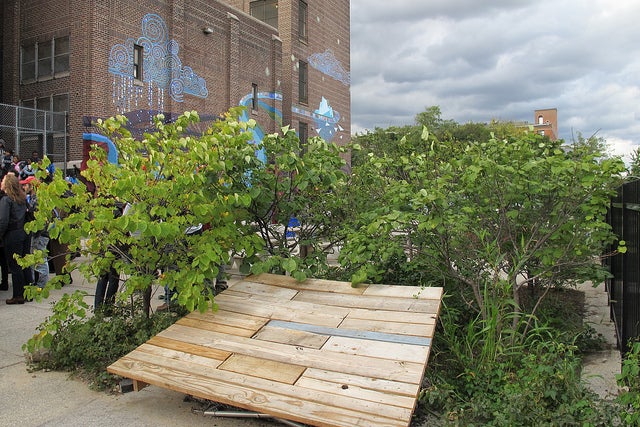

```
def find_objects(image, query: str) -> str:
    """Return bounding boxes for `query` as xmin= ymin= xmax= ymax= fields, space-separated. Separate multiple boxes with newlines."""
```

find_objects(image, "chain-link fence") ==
xmin=0 ymin=102 xmax=68 ymax=171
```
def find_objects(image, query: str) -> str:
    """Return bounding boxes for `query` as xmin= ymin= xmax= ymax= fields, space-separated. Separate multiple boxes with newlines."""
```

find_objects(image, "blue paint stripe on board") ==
xmin=268 ymin=320 xmax=431 ymax=347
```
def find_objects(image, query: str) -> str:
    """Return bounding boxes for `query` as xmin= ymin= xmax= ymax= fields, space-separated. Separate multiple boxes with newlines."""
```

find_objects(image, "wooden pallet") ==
xmin=107 ymin=273 xmax=443 ymax=427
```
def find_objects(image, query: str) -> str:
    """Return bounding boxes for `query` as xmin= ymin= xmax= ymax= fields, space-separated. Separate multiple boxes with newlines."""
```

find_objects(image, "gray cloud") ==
xmin=350 ymin=0 xmax=640 ymax=159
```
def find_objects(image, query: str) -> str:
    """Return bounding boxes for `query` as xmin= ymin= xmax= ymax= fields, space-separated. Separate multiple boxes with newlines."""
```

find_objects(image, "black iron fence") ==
xmin=605 ymin=179 xmax=640 ymax=352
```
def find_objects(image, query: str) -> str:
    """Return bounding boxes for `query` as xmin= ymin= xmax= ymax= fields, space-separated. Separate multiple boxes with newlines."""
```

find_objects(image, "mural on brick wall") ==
xmin=308 ymin=49 xmax=350 ymax=86
xmin=240 ymin=91 xmax=343 ymax=146
xmin=108 ymin=13 xmax=208 ymax=116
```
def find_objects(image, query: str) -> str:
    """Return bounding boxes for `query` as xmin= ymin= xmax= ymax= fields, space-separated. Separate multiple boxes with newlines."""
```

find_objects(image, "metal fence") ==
xmin=0 ymin=102 xmax=68 ymax=171
xmin=605 ymin=179 xmax=640 ymax=353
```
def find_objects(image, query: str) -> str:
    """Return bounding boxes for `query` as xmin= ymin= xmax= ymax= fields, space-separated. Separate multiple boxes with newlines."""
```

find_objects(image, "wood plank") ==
xmin=268 ymin=320 xmax=432 ymax=346
xmin=294 ymin=376 xmax=416 ymax=409
xmin=218 ymin=353 xmax=305 ymax=384
xmin=322 ymin=336 xmax=430 ymax=365
xmin=108 ymin=273 xmax=443 ymax=427
xmin=135 ymin=343 xmax=225 ymax=369
xmin=188 ymin=309 xmax=270 ymax=331
xmin=158 ymin=324 xmax=425 ymax=384
xmin=109 ymin=352 xmax=411 ymax=426
xmin=301 ymin=368 xmax=419 ymax=397
xmin=224 ymin=280 xmax=300 ymax=299
xmin=109 ymin=357 xmax=407 ymax=427
xmin=347 ymin=307 xmax=437 ymax=325
xmin=246 ymin=273 xmax=366 ymax=295
xmin=362 ymin=284 xmax=443 ymax=300
xmin=176 ymin=316 xmax=260 ymax=337
xmin=213 ymin=293 xmax=349 ymax=328
xmin=338 ymin=317 xmax=436 ymax=338
xmin=147 ymin=335 xmax=231 ymax=361
xmin=133 ymin=379 xmax=149 ymax=391
xmin=252 ymin=324 xmax=329 ymax=349
xmin=294 ymin=289 xmax=441 ymax=313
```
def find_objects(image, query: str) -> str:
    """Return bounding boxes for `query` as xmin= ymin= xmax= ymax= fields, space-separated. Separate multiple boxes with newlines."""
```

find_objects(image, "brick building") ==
xmin=0 ymin=0 xmax=351 ymax=166
xmin=532 ymin=108 xmax=558 ymax=141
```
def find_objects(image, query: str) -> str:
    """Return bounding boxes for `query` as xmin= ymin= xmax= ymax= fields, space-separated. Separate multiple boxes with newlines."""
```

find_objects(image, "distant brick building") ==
xmin=532 ymin=108 xmax=558 ymax=141
xmin=0 ymin=0 xmax=350 ymax=165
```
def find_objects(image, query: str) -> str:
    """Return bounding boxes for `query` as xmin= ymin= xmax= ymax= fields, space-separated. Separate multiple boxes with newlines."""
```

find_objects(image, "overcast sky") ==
xmin=350 ymin=0 xmax=640 ymax=162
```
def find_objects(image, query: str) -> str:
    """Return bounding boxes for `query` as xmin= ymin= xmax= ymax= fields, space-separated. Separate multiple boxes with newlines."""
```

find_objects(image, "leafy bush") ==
xmin=617 ymin=340 xmax=640 ymax=425
xmin=422 ymin=340 xmax=620 ymax=426
xmin=29 ymin=301 xmax=183 ymax=391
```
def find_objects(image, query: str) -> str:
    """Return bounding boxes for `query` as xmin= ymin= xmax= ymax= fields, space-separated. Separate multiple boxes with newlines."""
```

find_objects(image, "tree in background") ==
xmin=629 ymin=146 xmax=640 ymax=178
xmin=344 ymin=111 xmax=626 ymax=352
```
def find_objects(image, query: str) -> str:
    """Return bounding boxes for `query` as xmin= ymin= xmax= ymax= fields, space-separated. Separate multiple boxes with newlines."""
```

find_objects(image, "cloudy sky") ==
xmin=350 ymin=0 xmax=640 ymax=162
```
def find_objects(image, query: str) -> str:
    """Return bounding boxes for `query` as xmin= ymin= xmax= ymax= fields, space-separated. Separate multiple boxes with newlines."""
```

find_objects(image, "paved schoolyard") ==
xmin=0 ymin=266 xmax=273 ymax=427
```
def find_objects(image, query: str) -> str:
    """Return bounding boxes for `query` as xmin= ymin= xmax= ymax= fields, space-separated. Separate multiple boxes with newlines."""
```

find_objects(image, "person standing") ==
xmin=0 ymin=173 xmax=33 ymax=304
xmin=21 ymin=176 xmax=49 ymax=289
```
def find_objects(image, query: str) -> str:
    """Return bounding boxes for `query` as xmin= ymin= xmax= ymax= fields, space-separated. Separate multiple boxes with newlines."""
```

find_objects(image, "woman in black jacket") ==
xmin=0 ymin=173 xmax=33 ymax=304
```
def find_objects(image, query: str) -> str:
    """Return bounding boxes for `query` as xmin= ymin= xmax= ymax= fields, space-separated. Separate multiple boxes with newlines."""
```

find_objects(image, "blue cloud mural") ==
xmin=307 ymin=49 xmax=350 ymax=86
xmin=240 ymin=91 xmax=343 ymax=144
xmin=108 ymin=13 xmax=208 ymax=109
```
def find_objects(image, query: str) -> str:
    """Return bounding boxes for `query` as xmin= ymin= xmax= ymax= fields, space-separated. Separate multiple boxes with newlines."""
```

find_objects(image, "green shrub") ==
xmin=29 ymin=302 xmax=184 ymax=391
xmin=421 ymin=340 xmax=620 ymax=426
xmin=617 ymin=340 xmax=640 ymax=425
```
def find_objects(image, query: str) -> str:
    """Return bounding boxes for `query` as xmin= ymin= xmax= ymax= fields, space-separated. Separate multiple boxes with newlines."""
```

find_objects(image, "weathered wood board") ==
xmin=108 ymin=273 xmax=443 ymax=427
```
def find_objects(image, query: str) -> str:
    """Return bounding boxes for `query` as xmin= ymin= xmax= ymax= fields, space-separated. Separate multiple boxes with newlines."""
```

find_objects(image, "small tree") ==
xmin=244 ymin=126 xmax=350 ymax=280
xmin=22 ymin=109 xmax=351 ymax=352
xmin=344 ymin=124 xmax=626 ymax=348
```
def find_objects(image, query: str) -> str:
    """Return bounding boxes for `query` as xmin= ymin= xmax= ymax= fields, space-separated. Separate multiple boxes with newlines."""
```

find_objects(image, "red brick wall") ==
xmin=2 ymin=0 xmax=349 ymax=163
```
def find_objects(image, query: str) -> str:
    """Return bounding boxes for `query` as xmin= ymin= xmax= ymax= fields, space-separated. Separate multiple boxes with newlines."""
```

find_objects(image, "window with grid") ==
xmin=54 ymin=36 xmax=70 ymax=76
xmin=21 ymin=36 xmax=70 ymax=83
xmin=250 ymin=0 xmax=278 ymax=29
xmin=299 ymin=1 xmax=308 ymax=42
xmin=298 ymin=121 xmax=308 ymax=152
xmin=133 ymin=44 xmax=143 ymax=82
xmin=298 ymin=60 xmax=308 ymax=104
xmin=21 ymin=45 xmax=36 ymax=82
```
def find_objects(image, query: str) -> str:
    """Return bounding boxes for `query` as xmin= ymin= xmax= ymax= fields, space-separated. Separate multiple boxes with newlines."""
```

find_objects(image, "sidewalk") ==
xmin=0 ymin=265 xmax=272 ymax=427
xmin=578 ymin=281 xmax=622 ymax=399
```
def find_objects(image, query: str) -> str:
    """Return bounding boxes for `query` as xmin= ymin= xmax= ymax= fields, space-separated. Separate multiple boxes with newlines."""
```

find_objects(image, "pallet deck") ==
xmin=108 ymin=273 xmax=443 ymax=427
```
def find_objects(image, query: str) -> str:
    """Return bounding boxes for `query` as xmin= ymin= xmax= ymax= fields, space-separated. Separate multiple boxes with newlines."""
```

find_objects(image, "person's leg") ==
xmin=104 ymin=267 xmax=119 ymax=305
xmin=95 ymin=272 xmax=108 ymax=309
xmin=5 ymin=232 xmax=26 ymax=302
xmin=32 ymin=235 xmax=50 ymax=288
xmin=0 ymin=246 xmax=8 ymax=290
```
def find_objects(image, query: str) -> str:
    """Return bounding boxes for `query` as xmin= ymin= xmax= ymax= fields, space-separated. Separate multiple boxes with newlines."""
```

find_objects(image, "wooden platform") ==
xmin=107 ymin=273 xmax=443 ymax=427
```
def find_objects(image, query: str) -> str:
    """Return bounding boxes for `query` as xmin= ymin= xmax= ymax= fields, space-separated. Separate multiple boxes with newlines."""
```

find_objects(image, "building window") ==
xmin=298 ymin=1 xmax=308 ymax=42
xmin=298 ymin=121 xmax=308 ymax=150
xmin=538 ymin=115 xmax=544 ymax=125
xmin=250 ymin=0 xmax=278 ymax=29
xmin=21 ymin=45 xmax=36 ymax=82
xmin=37 ymin=41 xmax=53 ymax=80
xmin=54 ymin=36 xmax=70 ymax=75
xmin=252 ymin=83 xmax=259 ymax=111
xmin=20 ymin=36 xmax=70 ymax=83
xmin=133 ymin=44 xmax=143 ymax=82
xmin=52 ymin=93 xmax=69 ymax=132
xmin=299 ymin=60 xmax=308 ymax=104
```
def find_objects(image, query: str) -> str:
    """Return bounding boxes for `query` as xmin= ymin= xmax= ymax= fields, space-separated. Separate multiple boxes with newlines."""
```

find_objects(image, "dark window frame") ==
xmin=133 ymin=44 xmax=144 ymax=82
xmin=298 ymin=1 xmax=308 ymax=43
xmin=252 ymin=83 xmax=259 ymax=111
xmin=299 ymin=60 xmax=308 ymax=105
xmin=250 ymin=0 xmax=279 ymax=29
xmin=20 ymin=36 xmax=70 ymax=84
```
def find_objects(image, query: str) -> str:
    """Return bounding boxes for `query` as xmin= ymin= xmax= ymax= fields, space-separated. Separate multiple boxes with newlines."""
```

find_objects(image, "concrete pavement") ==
xmin=0 ymin=266 xmax=273 ymax=427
